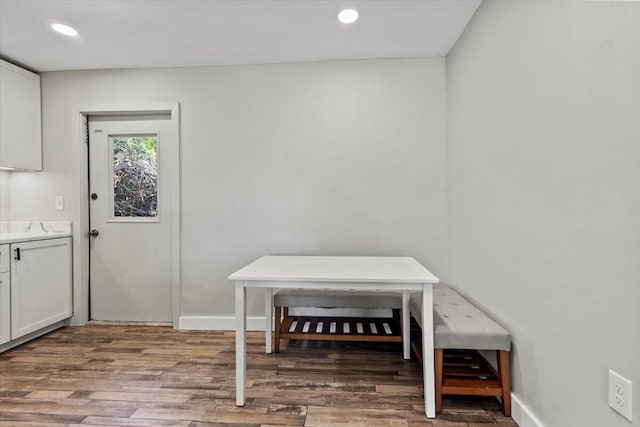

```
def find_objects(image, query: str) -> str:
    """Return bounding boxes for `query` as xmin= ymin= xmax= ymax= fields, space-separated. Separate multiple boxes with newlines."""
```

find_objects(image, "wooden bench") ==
xmin=410 ymin=284 xmax=512 ymax=416
xmin=273 ymin=289 xmax=403 ymax=352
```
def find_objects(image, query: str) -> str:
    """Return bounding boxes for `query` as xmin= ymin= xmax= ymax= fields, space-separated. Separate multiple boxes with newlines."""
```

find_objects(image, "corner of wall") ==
xmin=0 ymin=171 xmax=11 ymax=222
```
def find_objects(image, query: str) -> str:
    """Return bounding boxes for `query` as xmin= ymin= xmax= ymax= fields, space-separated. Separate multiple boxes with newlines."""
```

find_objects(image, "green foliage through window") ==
xmin=113 ymin=136 xmax=158 ymax=217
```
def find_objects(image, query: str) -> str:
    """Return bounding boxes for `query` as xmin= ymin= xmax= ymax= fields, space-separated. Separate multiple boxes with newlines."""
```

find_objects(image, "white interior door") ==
xmin=88 ymin=115 xmax=174 ymax=322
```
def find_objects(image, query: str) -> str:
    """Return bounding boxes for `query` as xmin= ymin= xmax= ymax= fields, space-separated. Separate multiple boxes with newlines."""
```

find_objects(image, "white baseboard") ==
xmin=511 ymin=393 xmax=545 ymax=427
xmin=178 ymin=315 xmax=267 ymax=331
xmin=0 ymin=321 xmax=66 ymax=353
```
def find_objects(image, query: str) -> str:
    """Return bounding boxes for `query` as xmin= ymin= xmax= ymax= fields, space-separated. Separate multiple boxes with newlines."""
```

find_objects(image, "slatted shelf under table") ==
xmin=279 ymin=315 xmax=402 ymax=343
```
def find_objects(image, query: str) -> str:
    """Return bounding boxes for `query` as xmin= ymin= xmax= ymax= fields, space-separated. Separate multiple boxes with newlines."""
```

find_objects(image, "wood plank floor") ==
xmin=0 ymin=324 xmax=518 ymax=427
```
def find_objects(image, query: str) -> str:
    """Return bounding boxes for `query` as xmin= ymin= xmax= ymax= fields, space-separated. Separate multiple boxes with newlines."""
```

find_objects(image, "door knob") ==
xmin=91 ymin=193 xmax=98 ymax=200
xmin=88 ymin=229 xmax=99 ymax=237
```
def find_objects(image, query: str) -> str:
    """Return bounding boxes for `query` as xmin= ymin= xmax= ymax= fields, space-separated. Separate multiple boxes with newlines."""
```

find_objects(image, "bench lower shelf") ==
xmin=277 ymin=316 xmax=402 ymax=343
xmin=411 ymin=341 xmax=503 ymax=395
xmin=440 ymin=349 xmax=502 ymax=395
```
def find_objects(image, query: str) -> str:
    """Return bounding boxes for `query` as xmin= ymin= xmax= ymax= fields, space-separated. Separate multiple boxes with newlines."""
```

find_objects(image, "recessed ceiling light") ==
xmin=51 ymin=23 xmax=78 ymax=37
xmin=338 ymin=9 xmax=359 ymax=24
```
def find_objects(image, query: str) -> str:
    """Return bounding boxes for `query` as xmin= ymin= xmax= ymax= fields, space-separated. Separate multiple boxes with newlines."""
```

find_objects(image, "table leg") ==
xmin=235 ymin=281 xmax=247 ymax=406
xmin=265 ymin=287 xmax=273 ymax=354
xmin=422 ymin=283 xmax=435 ymax=418
xmin=402 ymin=290 xmax=410 ymax=360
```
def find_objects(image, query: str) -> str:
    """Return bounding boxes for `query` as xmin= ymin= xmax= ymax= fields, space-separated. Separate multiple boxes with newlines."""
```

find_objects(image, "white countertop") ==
xmin=0 ymin=221 xmax=73 ymax=244
xmin=0 ymin=231 xmax=72 ymax=244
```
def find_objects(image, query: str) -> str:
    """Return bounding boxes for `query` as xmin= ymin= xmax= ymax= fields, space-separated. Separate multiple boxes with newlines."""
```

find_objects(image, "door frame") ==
xmin=70 ymin=103 xmax=181 ymax=327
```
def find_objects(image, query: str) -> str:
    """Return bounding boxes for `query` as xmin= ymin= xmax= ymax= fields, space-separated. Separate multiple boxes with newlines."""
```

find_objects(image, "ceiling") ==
xmin=0 ymin=0 xmax=482 ymax=72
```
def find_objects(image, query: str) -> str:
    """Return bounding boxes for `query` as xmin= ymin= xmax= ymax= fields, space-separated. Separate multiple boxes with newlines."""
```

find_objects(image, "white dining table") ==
xmin=229 ymin=255 xmax=440 ymax=418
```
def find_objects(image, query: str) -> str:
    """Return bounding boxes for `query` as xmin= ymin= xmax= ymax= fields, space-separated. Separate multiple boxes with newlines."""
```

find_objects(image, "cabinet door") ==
xmin=0 ymin=244 xmax=9 ymax=273
xmin=0 ymin=272 xmax=9 ymax=345
xmin=0 ymin=59 xmax=42 ymax=170
xmin=11 ymin=238 xmax=72 ymax=339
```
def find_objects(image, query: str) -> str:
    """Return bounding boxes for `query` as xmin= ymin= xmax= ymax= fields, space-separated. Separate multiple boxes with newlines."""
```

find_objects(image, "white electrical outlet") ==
xmin=55 ymin=196 xmax=64 ymax=211
xmin=609 ymin=369 xmax=632 ymax=422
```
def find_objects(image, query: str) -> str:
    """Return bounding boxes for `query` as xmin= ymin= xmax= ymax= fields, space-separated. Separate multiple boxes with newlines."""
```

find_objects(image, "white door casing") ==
xmin=88 ymin=115 xmax=176 ymax=322
xmin=69 ymin=104 xmax=180 ymax=328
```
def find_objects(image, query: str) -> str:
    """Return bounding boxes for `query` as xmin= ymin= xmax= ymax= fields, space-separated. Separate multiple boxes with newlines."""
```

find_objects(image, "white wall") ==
xmin=447 ymin=1 xmax=639 ymax=426
xmin=8 ymin=58 xmax=447 ymax=320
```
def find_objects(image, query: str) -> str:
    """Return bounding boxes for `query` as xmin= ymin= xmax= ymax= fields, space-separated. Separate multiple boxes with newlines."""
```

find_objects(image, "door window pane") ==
xmin=112 ymin=136 xmax=157 ymax=217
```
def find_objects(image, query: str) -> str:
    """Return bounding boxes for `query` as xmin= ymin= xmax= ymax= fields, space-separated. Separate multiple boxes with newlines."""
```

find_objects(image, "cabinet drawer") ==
xmin=0 ymin=244 xmax=9 ymax=273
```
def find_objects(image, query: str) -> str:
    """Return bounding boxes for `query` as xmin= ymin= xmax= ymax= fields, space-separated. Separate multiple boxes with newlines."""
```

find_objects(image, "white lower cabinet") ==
xmin=0 ymin=272 xmax=9 ymax=345
xmin=0 ymin=243 xmax=9 ymax=345
xmin=0 ymin=243 xmax=9 ymax=272
xmin=10 ymin=237 xmax=72 ymax=340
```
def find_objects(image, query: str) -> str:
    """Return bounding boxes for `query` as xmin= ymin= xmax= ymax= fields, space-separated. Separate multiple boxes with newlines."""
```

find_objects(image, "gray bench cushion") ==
xmin=274 ymin=289 xmax=402 ymax=309
xmin=410 ymin=284 xmax=511 ymax=351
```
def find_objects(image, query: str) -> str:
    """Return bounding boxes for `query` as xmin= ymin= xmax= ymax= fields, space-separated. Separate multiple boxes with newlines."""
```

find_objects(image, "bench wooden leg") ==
xmin=274 ymin=307 xmax=281 ymax=353
xmin=435 ymin=348 xmax=443 ymax=413
xmin=497 ymin=350 xmax=511 ymax=416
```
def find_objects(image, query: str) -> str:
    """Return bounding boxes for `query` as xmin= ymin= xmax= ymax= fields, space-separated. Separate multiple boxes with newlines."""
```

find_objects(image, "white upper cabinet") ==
xmin=0 ymin=59 xmax=42 ymax=171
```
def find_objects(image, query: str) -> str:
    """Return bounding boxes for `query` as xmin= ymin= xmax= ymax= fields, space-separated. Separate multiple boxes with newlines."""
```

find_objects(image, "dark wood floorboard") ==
xmin=0 ymin=325 xmax=518 ymax=426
